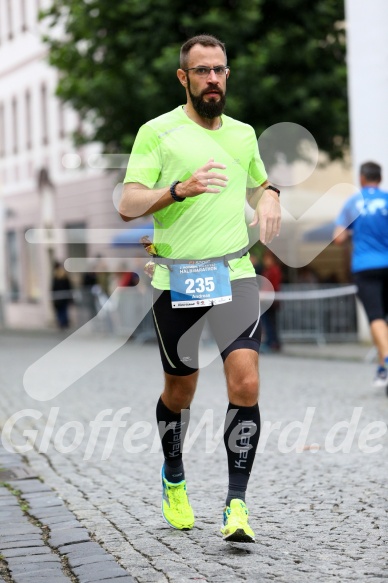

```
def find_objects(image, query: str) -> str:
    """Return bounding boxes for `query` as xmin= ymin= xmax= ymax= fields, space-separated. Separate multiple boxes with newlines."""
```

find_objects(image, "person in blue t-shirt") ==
xmin=334 ymin=161 xmax=388 ymax=390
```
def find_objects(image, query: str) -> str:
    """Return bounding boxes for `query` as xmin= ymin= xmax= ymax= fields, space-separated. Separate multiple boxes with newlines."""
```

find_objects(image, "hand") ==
xmin=176 ymin=158 xmax=229 ymax=198
xmin=249 ymin=189 xmax=281 ymax=244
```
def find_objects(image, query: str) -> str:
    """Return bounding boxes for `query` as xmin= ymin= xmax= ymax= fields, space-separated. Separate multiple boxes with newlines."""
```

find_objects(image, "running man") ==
xmin=119 ymin=34 xmax=281 ymax=542
xmin=334 ymin=161 xmax=388 ymax=390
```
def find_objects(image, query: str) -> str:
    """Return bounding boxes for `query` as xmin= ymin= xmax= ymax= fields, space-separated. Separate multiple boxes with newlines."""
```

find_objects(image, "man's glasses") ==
xmin=184 ymin=66 xmax=230 ymax=77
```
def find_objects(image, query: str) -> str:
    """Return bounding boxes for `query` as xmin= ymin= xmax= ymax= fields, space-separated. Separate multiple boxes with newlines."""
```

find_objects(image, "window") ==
xmin=6 ymin=231 xmax=21 ymax=302
xmin=0 ymin=103 xmax=4 ymax=157
xmin=58 ymin=101 xmax=65 ymax=139
xmin=25 ymin=228 xmax=41 ymax=301
xmin=25 ymin=90 xmax=32 ymax=149
xmin=35 ymin=0 xmax=42 ymax=26
xmin=76 ymin=113 xmax=83 ymax=139
xmin=12 ymin=97 xmax=18 ymax=154
xmin=7 ymin=0 xmax=13 ymax=40
xmin=41 ymin=84 xmax=49 ymax=145
xmin=66 ymin=222 xmax=88 ymax=260
xmin=21 ymin=0 xmax=27 ymax=32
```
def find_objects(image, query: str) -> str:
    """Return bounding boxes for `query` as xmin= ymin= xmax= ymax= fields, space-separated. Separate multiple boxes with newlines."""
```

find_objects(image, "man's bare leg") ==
xmin=370 ymin=319 xmax=388 ymax=366
xmin=221 ymin=349 xmax=260 ymax=543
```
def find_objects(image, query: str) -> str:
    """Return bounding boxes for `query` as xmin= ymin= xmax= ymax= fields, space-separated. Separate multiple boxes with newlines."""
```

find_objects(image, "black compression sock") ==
xmin=224 ymin=402 xmax=260 ymax=506
xmin=226 ymin=473 xmax=249 ymax=506
xmin=163 ymin=459 xmax=185 ymax=483
xmin=156 ymin=396 xmax=190 ymax=483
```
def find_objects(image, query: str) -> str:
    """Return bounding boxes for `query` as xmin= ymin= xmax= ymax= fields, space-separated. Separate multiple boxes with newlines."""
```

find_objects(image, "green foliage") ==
xmin=41 ymin=0 xmax=347 ymax=159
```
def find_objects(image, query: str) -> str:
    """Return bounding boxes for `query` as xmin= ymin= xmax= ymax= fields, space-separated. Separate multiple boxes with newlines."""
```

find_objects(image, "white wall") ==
xmin=0 ymin=0 xmax=95 ymax=198
xmin=345 ymin=0 xmax=388 ymax=189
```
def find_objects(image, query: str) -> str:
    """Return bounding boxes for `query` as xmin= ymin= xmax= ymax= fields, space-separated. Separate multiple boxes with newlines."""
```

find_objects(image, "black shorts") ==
xmin=353 ymin=268 xmax=388 ymax=323
xmin=152 ymin=278 xmax=261 ymax=376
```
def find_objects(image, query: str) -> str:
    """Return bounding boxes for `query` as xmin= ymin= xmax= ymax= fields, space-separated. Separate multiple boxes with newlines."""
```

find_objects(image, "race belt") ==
xmin=153 ymin=244 xmax=250 ymax=269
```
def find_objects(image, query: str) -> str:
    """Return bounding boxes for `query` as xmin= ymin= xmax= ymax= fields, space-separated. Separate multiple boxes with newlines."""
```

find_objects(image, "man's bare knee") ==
xmin=162 ymin=372 xmax=199 ymax=412
xmin=228 ymin=375 xmax=259 ymax=407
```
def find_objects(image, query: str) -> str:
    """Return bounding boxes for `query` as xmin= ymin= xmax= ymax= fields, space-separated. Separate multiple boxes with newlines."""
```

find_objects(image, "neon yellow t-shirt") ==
xmin=124 ymin=106 xmax=267 ymax=290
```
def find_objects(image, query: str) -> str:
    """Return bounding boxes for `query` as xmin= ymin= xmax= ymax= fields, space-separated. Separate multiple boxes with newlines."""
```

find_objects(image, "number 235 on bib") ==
xmin=169 ymin=260 xmax=232 ymax=308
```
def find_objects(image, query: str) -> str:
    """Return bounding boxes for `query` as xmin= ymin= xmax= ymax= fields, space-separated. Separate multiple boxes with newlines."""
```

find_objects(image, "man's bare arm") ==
xmin=333 ymin=225 xmax=350 ymax=245
xmin=246 ymin=180 xmax=281 ymax=244
xmin=119 ymin=183 xmax=174 ymax=222
xmin=246 ymin=180 xmax=271 ymax=209
xmin=118 ymin=159 xmax=228 ymax=221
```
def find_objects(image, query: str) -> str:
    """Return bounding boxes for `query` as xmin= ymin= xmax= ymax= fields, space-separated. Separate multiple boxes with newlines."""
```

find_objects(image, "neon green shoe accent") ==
xmin=161 ymin=469 xmax=195 ymax=530
xmin=221 ymin=499 xmax=255 ymax=543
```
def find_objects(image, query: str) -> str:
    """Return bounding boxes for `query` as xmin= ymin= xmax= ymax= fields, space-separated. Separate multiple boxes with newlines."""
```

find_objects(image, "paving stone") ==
xmin=2 ymin=546 xmax=52 ymax=558
xmin=10 ymin=561 xmax=62 ymax=574
xmin=43 ymin=519 xmax=82 ymax=530
xmin=58 ymin=541 xmax=107 ymax=556
xmin=0 ymin=525 xmax=41 ymax=536
xmin=12 ymin=576 xmax=73 ymax=583
xmin=7 ymin=555 xmax=62 ymax=565
xmin=0 ymin=536 xmax=42 ymax=548
xmin=49 ymin=527 xmax=90 ymax=548
xmin=0 ymin=457 xmax=20 ymax=467
xmin=0 ymin=539 xmax=45 ymax=550
xmin=67 ymin=554 xmax=118 ymax=569
xmin=22 ymin=492 xmax=57 ymax=500
xmin=8 ymin=480 xmax=52 ymax=494
xmin=27 ymin=497 xmax=65 ymax=509
xmin=0 ymin=506 xmax=25 ymax=515
xmin=39 ymin=515 xmax=81 ymax=526
xmin=96 ymin=579 xmax=137 ymax=583
xmin=32 ymin=508 xmax=75 ymax=520
xmin=0 ymin=513 xmax=25 ymax=522
xmin=12 ymin=570 xmax=67 ymax=581
xmin=0 ymin=498 xmax=19 ymax=507
xmin=73 ymin=563 xmax=131 ymax=582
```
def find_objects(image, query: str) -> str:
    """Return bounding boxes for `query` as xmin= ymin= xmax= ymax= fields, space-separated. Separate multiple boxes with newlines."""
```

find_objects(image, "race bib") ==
xmin=170 ymin=260 xmax=232 ymax=308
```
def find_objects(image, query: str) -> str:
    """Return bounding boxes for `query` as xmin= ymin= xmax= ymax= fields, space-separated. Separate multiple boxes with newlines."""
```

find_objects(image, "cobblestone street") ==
xmin=0 ymin=331 xmax=387 ymax=582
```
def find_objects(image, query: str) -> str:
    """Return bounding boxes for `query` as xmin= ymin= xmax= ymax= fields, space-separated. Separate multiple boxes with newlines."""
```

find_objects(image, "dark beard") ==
xmin=187 ymin=78 xmax=226 ymax=119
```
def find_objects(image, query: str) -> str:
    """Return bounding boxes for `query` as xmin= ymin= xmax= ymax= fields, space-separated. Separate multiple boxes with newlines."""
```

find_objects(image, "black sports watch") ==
xmin=170 ymin=180 xmax=186 ymax=202
xmin=265 ymin=185 xmax=280 ymax=197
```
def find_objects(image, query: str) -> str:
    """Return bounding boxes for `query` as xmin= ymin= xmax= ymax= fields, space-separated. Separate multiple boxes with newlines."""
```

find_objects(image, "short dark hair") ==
xmin=180 ymin=34 xmax=226 ymax=69
xmin=360 ymin=161 xmax=382 ymax=182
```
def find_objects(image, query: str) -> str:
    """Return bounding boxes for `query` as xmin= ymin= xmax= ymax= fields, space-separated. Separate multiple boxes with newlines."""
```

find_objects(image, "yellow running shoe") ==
xmin=221 ymin=499 xmax=255 ymax=543
xmin=161 ymin=467 xmax=195 ymax=530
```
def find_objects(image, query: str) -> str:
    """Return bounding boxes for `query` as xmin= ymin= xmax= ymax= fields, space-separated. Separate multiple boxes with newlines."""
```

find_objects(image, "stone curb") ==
xmin=0 ymin=449 xmax=136 ymax=583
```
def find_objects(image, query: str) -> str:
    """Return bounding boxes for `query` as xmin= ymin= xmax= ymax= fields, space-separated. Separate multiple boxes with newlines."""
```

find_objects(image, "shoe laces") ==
xmin=166 ymin=482 xmax=189 ymax=511
xmin=225 ymin=500 xmax=249 ymax=524
xmin=376 ymin=367 xmax=387 ymax=379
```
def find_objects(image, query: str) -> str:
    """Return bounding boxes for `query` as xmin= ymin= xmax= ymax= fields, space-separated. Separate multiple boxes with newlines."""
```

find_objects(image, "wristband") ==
xmin=170 ymin=180 xmax=186 ymax=202
xmin=265 ymin=185 xmax=280 ymax=197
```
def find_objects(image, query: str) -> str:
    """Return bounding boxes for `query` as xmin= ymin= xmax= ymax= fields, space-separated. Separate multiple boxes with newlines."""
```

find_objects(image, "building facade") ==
xmin=0 ymin=0 xmax=125 ymax=328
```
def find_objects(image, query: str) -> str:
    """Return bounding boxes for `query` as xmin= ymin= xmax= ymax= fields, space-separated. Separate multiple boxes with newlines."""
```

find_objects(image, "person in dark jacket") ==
xmin=261 ymin=251 xmax=282 ymax=352
xmin=52 ymin=262 xmax=72 ymax=329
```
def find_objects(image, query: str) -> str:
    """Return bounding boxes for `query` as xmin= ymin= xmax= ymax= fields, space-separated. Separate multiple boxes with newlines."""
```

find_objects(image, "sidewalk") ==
xmin=281 ymin=341 xmax=375 ymax=362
